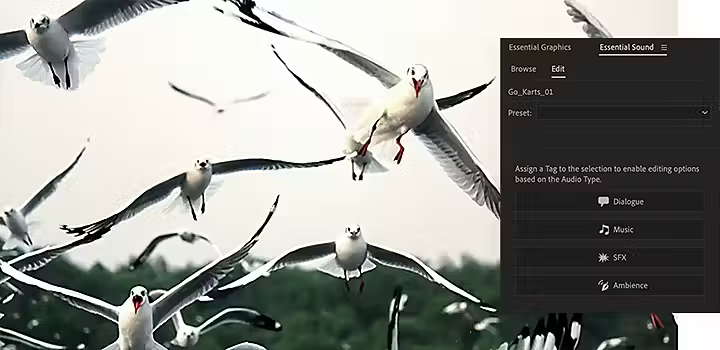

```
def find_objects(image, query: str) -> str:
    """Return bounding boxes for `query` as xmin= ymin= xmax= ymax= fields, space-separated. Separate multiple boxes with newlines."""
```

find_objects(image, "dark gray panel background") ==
xmin=501 ymin=39 xmax=720 ymax=312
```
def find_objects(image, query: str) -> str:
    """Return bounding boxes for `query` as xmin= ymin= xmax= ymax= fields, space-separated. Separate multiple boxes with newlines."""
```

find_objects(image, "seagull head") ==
xmin=405 ymin=64 xmax=430 ymax=98
xmin=195 ymin=159 xmax=212 ymax=172
xmin=345 ymin=224 xmax=362 ymax=239
xmin=30 ymin=15 xmax=50 ymax=31
xmin=128 ymin=286 xmax=148 ymax=314
xmin=2 ymin=207 xmax=14 ymax=216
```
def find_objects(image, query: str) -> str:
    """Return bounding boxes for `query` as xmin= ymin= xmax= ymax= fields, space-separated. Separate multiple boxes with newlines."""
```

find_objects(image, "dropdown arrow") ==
xmin=701 ymin=110 xmax=708 ymax=114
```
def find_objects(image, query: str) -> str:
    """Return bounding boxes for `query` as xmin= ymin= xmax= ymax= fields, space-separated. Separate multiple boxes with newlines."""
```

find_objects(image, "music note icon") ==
xmin=599 ymin=224 xmax=610 ymax=236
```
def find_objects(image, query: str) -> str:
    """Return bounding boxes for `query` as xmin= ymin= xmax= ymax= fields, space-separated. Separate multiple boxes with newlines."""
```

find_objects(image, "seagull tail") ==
xmin=354 ymin=151 xmax=389 ymax=175
xmin=65 ymin=37 xmax=106 ymax=91
xmin=15 ymin=53 xmax=57 ymax=88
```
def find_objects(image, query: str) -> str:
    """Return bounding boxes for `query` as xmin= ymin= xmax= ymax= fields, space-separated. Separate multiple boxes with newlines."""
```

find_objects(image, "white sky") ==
xmin=0 ymin=0 xmax=677 ymax=269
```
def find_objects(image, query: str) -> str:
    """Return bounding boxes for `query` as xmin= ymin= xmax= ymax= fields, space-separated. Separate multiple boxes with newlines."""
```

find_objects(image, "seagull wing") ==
xmin=225 ymin=342 xmax=268 ymax=350
xmin=21 ymin=139 xmax=89 ymax=217
xmin=219 ymin=1 xmax=487 ymax=109
xmin=387 ymin=286 xmax=405 ymax=350
xmin=0 ymin=30 xmax=30 ymax=61
xmin=150 ymin=195 xmax=278 ymax=331
xmin=198 ymin=307 xmax=281 ymax=335
xmin=563 ymin=0 xmax=613 ymax=38
xmin=436 ymin=78 xmax=495 ymax=110
xmin=60 ymin=173 xmax=185 ymax=237
xmin=413 ymin=107 xmax=500 ymax=218
xmin=0 ymin=260 xmax=119 ymax=323
xmin=6 ymin=234 xmax=103 ymax=275
xmin=271 ymin=44 xmax=347 ymax=130
xmin=228 ymin=91 xmax=271 ymax=105
xmin=210 ymin=241 xmax=335 ymax=296
xmin=57 ymin=0 xmax=191 ymax=36
xmin=128 ymin=233 xmax=180 ymax=271
xmin=0 ymin=217 xmax=5 ymax=226
xmin=367 ymin=243 xmax=496 ymax=313
xmin=211 ymin=157 xmax=343 ymax=176
xmin=0 ymin=327 xmax=68 ymax=350
xmin=218 ymin=0 xmax=400 ymax=89
xmin=168 ymin=82 xmax=217 ymax=107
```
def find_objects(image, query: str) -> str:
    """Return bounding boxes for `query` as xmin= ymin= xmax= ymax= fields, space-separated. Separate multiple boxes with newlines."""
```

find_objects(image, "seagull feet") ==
xmin=393 ymin=146 xmax=405 ymax=164
xmin=344 ymin=280 xmax=351 ymax=292
xmin=48 ymin=63 xmax=61 ymax=88
xmin=359 ymin=280 xmax=365 ymax=293
xmin=64 ymin=56 xmax=71 ymax=89
xmin=201 ymin=203 xmax=206 ymax=214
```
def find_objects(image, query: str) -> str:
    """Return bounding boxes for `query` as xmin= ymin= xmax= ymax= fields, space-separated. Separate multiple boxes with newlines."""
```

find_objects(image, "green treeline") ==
xmin=0 ymin=255 xmax=675 ymax=350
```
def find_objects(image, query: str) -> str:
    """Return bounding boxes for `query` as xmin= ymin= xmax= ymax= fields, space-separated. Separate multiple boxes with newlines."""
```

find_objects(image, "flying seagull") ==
xmin=270 ymin=45 xmax=387 ymax=181
xmin=497 ymin=313 xmax=582 ymax=350
xmin=168 ymin=81 xmax=270 ymax=114
xmin=563 ymin=0 xmax=613 ymax=38
xmin=1 ymin=138 xmax=89 ymax=250
xmin=215 ymin=0 xmax=492 ymax=111
xmin=129 ymin=231 xmax=220 ymax=271
xmin=0 ymin=195 xmax=278 ymax=350
xmin=219 ymin=5 xmax=500 ymax=218
xmin=129 ymin=231 xmax=270 ymax=276
xmin=0 ymin=326 xmax=76 ymax=350
xmin=0 ymin=0 xmax=190 ymax=90
xmin=147 ymin=289 xmax=281 ymax=348
xmin=205 ymin=224 xmax=496 ymax=313
xmin=386 ymin=286 xmax=408 ymax=350
xmin=60 ymin=155 xmax=342 ymax=237
xmin=0 ymin=234 xmax=103 ymax=301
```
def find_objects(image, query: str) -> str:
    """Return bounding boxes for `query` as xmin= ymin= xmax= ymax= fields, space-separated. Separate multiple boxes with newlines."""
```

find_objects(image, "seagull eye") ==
xmin=141 ymin=291 xmax=146 ymax=296
xmin=411 ymin=68 xmax=415 ymax=76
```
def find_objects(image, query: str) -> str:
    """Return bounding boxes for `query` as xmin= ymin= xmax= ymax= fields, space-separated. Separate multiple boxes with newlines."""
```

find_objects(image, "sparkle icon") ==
xmin=598 ymin=253 xmax=609 ymax=263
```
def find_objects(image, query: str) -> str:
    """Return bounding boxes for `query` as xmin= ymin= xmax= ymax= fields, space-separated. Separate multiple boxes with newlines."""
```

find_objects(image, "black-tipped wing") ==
xmin=0 ymin=30 xmax=30 ymax=61
xmin=198 ymin=307 xmax=282 ymax=335
xmin=413 ymin=108 xmax=500 ymax=218
xmin=0 ymin=261 xmax=119 ymax=323
xmin=128 ymin=233 xmax=180 ymax=271
xmin=211 ymin=157 xmax=343 ymax=176
xmin=150 ymin=195 xmax=278 ymax=331
xmin=219 ymin=0 xmax=485 ymax=111
xmin=564 ymin=0 xmax=613 ymax=38
xmin=220 ymin=0 xmax=400 ymax=89
xmin=271 ymin=44 xmax=347 ymax=130
xmin=60 ymin=173 xmax=185 ymax=237
xmin=210 ymin=242 xmax=335 ymax=298
xmin=0 ymin=327 xmax=68 ymax=350
xmin=0 ymin=217 xmax=5 ymax=226
xmin=168 ymin=82 xmax=217 ymax=107
xmin=7 ymin=234 xmax=102 ymax=275
xmin=58 ymin=0 xmax=191 ymax=36
xmin=436 ymin=78 xmax=495 ymax=110
xmin=21 ymin=139 xmax=89 ymax=217
xmin=367 ymin=244 xmax=496 ymax=313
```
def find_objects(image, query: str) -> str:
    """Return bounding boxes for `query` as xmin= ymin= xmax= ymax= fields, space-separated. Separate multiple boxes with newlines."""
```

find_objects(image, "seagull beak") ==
xmin=412 ymin=78 xmax=422 ymax=98
xmin=132 ymin=296 xmax=143 ymax=314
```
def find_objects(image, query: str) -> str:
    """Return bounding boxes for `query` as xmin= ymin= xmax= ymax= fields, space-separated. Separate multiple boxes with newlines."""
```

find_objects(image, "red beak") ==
xmin=132 ymin=296 xmax=143 ymax=314
xmin=412 ymin=78 xmax=421 ymax=98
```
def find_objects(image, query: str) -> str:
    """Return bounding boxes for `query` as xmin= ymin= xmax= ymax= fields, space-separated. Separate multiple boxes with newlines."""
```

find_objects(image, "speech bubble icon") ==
xmin=598 ymin=196 xmax=610 ymax=207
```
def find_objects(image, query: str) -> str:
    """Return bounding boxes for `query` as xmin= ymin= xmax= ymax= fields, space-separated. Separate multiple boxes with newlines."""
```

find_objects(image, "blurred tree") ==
xmin=0 ymin=256 xmax=676 ymax=350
